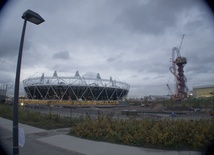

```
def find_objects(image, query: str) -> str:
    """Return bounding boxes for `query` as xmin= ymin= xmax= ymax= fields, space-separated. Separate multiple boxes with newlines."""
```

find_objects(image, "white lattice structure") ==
xmin=23 ymin=71 xmax=130 ymax=101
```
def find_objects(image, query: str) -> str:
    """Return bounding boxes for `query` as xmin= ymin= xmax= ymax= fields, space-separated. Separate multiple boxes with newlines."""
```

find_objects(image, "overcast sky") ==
xmin=0 ymin=0 xmax=214 ymax=98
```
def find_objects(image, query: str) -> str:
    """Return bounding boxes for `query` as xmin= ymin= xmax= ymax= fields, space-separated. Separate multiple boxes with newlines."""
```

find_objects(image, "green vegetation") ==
xmin=70 ymin=115 xmax=214 ymax=150
xmin=0 ymin=103 xmax=82 ymax=129
xmin=0 ymin=103 xmax=13 ymax=120
xmin=1 ymin=102 xmax=213 ymax=150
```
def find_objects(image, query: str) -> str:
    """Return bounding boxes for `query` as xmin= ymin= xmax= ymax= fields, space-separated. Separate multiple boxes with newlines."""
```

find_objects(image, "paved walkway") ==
xmin=0 ymin=117 xmax=202 ymax=155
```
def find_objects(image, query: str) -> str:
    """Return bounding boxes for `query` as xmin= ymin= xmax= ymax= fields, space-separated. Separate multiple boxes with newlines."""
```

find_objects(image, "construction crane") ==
xmin=166 ymin=84 xmax=174 ymax=97
xmin=169 ymin=35 xmax=188 ymax=101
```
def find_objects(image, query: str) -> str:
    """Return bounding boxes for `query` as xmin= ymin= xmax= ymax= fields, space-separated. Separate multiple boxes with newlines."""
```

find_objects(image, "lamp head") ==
xmin=22 ymin=9 xmax=45 ymax=25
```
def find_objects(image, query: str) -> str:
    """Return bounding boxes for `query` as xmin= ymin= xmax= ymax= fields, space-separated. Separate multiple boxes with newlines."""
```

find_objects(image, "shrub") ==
xmin=71 ymin=116 xmax=214 ymax=150
xmin=0 ymin=104 xmax=81 ymax=129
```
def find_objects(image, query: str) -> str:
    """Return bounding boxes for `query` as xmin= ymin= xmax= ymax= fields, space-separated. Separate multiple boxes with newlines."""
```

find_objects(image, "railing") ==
xmin=21 ymin=105 xmax=212 ymax=121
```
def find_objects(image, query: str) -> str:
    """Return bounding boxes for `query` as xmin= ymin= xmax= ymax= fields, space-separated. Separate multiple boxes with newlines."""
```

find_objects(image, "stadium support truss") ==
xmin=23 ymin=71 xmax=130 ymax=101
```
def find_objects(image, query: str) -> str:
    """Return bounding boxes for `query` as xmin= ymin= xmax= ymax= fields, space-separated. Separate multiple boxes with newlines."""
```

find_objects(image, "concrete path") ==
xmin=0 ymin=117 xmax=45 ymax=134
xmin=0 ymin=117 xmax=202 ymax=155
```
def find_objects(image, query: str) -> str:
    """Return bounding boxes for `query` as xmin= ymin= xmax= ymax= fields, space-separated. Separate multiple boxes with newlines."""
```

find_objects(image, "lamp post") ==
xmin=13 ymin=9 xmax=44 ymax=155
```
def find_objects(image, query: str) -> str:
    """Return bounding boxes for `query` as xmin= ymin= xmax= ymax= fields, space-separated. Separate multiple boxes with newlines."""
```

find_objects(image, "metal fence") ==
xmin=23 ymin=105 xmax=212 ymax=121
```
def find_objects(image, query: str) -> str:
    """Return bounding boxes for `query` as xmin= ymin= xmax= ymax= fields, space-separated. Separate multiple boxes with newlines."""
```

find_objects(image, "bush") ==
xmin=70 ymin=115 xmax=214 ymax=150
xmin=0 ymin=104 xmax=82 ymax=129
xmin=0 ymin=103 xmax=13 ymax=120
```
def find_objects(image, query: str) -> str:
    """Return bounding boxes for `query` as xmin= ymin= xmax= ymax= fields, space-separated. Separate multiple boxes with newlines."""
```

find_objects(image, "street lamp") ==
xmin=13 ymin=9 xmax=44 ymax=155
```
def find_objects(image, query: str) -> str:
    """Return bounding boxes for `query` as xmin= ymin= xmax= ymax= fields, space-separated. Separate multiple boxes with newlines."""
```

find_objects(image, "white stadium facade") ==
xmin=23 ymin=71 xmax=130 ymax=101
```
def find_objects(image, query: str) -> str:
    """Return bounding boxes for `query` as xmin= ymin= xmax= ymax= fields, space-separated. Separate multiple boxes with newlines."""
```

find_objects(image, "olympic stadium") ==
xmin=23 ymin=71 xmax=130 ymax=101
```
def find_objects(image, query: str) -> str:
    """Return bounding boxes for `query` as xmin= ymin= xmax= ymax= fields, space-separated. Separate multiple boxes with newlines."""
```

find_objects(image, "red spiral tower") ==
xmin=175 ymin=53 xmax=187 ymax=99
xmin=169 ymin=35 xmax=188 ymax=100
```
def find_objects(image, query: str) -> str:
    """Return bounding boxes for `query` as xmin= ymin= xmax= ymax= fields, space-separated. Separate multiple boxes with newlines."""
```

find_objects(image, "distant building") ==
xmin=146 ymin=95 xmax=171 ymax=101
xmin=193 ymin=85 xmax=214 ymax=98
xmin=0 ymin=84 xmax=7 ymax=102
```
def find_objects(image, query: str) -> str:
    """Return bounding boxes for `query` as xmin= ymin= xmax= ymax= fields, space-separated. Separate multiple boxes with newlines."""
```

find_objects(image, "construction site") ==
xmin=19 ymin=99 xmax=213 ymax=121
xmin=15 ymin=34 xmax=213 ymax=120
xmin=18 ymin=35 xmax=189 ymax=106
xmin=2 ymin=35 xmax=214 ymax=119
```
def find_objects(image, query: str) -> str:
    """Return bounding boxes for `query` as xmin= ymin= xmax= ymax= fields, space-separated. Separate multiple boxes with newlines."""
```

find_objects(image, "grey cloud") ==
xmin=0 ymin=70 xmax=14 ymax=83
xmin=106 ymin=57 xmax=118 ymax=62
xmin=82 ymin=72 xmax=97 ymax=78
xmin=106 ymin=53 xmax=125 ymax=63
xmin=116 ymin=0 xmax=204 ymax=35
xmin=116 ymin=1 xmax=176 ymax=35
xmin=52 ymin=51 xmax=70 ymax=60
xmin=0 ymin=0 xmax=213 ymax=97
xmin=0 ymin=31 xmax=31 ymax=59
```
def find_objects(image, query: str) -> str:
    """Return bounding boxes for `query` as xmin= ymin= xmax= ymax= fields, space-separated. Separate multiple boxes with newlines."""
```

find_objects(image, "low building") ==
xmin=193 ymin=85 xmax=214 ymax=98
xmin=145 ymin=95 xmax=171 ymax=101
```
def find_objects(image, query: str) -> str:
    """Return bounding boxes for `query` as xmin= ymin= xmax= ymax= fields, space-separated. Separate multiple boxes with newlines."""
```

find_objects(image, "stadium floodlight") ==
xmin=13 ymin=9 xmax=44 ymax=155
